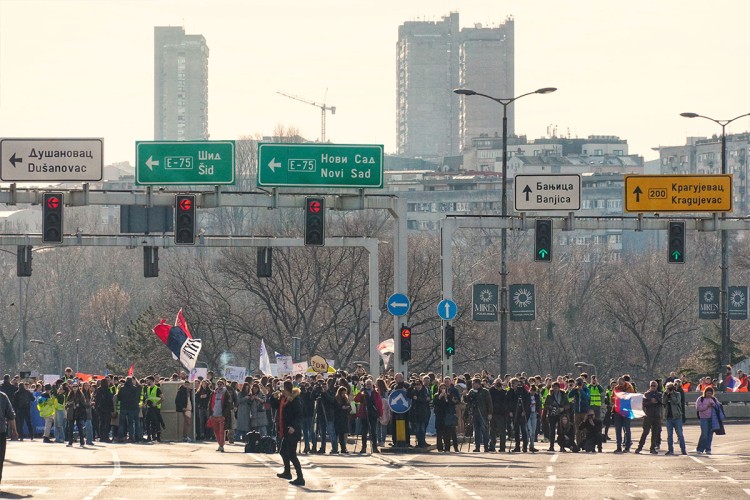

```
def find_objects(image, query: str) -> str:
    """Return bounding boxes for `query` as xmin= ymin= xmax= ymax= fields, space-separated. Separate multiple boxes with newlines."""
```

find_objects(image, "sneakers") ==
xmin=665 ymin=451 xmax=674 ymax=456
xmin=80 ymin=444 xmax=85 ymax=448
xmin=183 ymin=437 xmax=192 ymax=443
xmin=547 ymin=446 xmax=555 ymax=452
xmin=681 ymin=450 xmax=687 ymax=455
xmin=66 ymin=443 xmax=72 ymax=447
xmin=649 ymin=449 xmax=658 ymax=455
xmin=290 ymin=477 xmax=305 ymax=486
xmin=634 ymin=448 xmax=642 ymax=454
xmin=217 ymin=445 xmax=224 ymax=452
xmin=43 ymin=437 xmax=52 ymax=443
xmin=277 ymin=472 xmax=293 ymax=480
xmin=614 ymin=448 xmax=623 ymax=454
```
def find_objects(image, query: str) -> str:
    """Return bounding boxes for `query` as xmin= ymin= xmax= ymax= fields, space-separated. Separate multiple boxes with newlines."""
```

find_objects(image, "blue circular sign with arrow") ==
xmin=387 ymin=293 xmax=410 ymax=316
xmin=437 ymin=299 xmax=458 ymax=321
xmin=387 ymin=389 xmax=412 ymax=414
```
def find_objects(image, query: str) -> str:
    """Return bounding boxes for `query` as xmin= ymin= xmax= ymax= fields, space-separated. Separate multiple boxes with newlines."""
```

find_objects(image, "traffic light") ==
xmin=444 ymin=324 xmax=455 ymax=357
xmin=535 ymin=219 xmax=552 ymax=262
xmin=257 ymin=247 xmax=272 ymax=278
xmin=304 ymin=197 xmax=325 ymax=246
xmin=143 ymin=246 xmax=159 ymax=278
xmin=42 ymin=193 xmax=64 ymax=243
xmin=400 ymin=324 xmax=412 ymax=363
xmin=174 ymin=194 xmax=196 ymax=245
xmin=17 ymin=245 xmax=32 ymax=277
xmin=668 ymin=220 xmax=685 ymax=264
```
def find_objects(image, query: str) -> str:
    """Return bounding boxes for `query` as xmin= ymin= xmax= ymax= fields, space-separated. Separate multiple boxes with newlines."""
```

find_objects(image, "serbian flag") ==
xmin=613 ymin=391 xmax=645 ymax=419
xmin=153 ymin=319 xmax=202 ymax=371
xmin=175 ymin=308 xmax=193 ymax=339
xmin=725 ymin=375 xmax=742 ymax=392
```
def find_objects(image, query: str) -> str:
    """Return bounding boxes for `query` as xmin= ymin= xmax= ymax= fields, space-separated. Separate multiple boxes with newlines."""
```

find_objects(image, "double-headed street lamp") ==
xmin=453 ymin=86 xmax=557 ymax=375
xmin=680 ymin=111 xmax=750 ymax=378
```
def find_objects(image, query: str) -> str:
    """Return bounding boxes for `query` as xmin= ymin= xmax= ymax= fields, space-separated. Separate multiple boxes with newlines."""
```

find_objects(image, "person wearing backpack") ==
xmin=354 ymin=379 xmax=383 ymax=454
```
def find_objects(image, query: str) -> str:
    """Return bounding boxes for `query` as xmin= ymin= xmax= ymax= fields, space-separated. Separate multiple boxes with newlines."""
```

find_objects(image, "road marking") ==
xmin=546 ymin=466 xmax=553 ymax=473
xmin=548 ymin=475 xmax=557 ymax=481
xmin=722 ymin=476 xmax=739 ymax=483
xmin=706 ymin=466 xmax=719 ymax=473
xmin=743 ymin=488 xmax=750 ymax=496
xmin=550 ymin=453 xmax=559 ymax=462
xmin=689 ymin=456 xmax=703 ymax=464
xmin=81 ymin=448 xmax=121 ymax=500
xmin=545 ymin=486 xmax=555 ymax=497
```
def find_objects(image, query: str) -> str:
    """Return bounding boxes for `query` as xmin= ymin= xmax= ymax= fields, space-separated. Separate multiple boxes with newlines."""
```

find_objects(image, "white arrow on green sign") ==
xmin=136 ymin=141 xmax=235 ymax=186
xmin=257 ymin=143 xmax=383 ymax=188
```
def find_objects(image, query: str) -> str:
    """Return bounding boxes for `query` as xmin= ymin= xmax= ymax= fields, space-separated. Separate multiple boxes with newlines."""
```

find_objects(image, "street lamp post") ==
xmin=680 ymin=111 xmax=750 ymax=379
xmin=454 ymin=86 xmax=557 ymax=375
xmin=76 ymin=338 xmax=80 ymax=373
xmin=574 ymin=361 xmax=597 ymax=376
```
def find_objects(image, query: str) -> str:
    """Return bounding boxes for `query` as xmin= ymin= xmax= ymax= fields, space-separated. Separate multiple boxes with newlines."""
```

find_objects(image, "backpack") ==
xmin=244 ymin=431 xmax=261 ymax=453
xmin=260 ymin=435 xmax=277 ymax=454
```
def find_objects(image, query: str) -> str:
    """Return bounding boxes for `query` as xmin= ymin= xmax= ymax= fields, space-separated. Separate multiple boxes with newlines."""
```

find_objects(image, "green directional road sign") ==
xmin=136 ymin=141 xmax=235 ymax=185
xmin=257 ymin=143 xmax=383 ymax=188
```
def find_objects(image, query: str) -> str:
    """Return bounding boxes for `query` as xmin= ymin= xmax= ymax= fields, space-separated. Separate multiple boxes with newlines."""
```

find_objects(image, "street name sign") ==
xmin=624 ymin=175 xmax=732 ymax=213
xmin=0 ymin=138 xmax=103 ymax=182
xmin=136 ymin=141 xmax=235 ymax=186
xmin=514 ymin=174 xmax=581 ymax=211
xmin=257 ymin=143 xmax=384 ymax=188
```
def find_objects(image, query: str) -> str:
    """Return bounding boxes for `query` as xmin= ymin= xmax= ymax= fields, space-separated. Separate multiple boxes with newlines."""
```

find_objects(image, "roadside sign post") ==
xmin=136 ymin=141 xmax=235 ymax=185
xmin=257 ymin=143 xmax=384 ymax=188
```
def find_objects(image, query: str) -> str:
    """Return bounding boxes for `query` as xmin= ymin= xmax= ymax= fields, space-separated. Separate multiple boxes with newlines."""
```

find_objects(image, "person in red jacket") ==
xmin=354 ymin=379 xmax=383 ymax=454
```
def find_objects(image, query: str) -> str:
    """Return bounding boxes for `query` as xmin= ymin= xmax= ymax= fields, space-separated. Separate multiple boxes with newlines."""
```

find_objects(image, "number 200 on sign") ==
xmin=649 ymin=188 xmax=667 ymax=199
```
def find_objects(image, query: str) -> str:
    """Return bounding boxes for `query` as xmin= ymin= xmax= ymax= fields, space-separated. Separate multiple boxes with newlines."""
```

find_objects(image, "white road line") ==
xmin=706 ymin=466 xmax=719 ymax=473
xmin=81 ymin=448 xmax=121 ymax=500
xmin=722 ymin=476 xmax=739 ymax=483
xmin=545 ymin=485 xmax=555 ymax=497
xmin=548 ymin=475 xmax=557 ymax=481
xmin=550 ymin=453 xmax=559 ymax=462
xmin=743 ymin=488 xmax=750 ymax=496
xmin=546 ymin=466 xmax=553 ymax=473
xmin=689 ymin=455 xmax=704 ymax=464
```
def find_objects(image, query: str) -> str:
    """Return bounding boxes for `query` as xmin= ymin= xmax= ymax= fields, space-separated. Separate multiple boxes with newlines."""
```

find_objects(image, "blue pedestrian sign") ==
xmin=387 ymin=293 xmax=410 ymax=316
xmin=437 ymin=299 xmax=458 ymax=321
xmin=387 ymin=389 xmax=412 ymax=414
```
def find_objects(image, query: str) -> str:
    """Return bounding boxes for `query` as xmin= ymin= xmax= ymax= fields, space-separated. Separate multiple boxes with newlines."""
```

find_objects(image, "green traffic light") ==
xmin=671 ymin=251 xmax=681 ymax=260
xmin=538 ymin=248 xmax=549 ymax=259
xmin=446 ymin=347 xmax=454 ymax=354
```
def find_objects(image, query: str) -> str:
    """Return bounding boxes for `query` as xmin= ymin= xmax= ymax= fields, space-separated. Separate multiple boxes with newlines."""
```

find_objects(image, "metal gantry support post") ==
xmin=440 ymin=220 xmax=457 ymax=378
xmin=390 ymin=198 xmax=409 ymax=377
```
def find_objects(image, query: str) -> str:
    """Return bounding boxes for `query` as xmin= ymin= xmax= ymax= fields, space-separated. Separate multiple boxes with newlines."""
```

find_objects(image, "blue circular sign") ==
xmin=437 ymin=299 xmax=458 ymax=321
xmin=387 ymin=389 xmax=412 ymax=414
xmin=387 ymin=293 xmax=411 ymax=316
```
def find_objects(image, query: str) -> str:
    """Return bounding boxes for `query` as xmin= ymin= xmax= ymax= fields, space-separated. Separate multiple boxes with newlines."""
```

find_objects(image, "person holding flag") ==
xmin=612 ymin=377 xmax=636 ymax=454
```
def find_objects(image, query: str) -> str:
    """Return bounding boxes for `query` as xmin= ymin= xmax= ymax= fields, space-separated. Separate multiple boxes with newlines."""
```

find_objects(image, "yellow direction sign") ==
xmin=624 ymin=175 xmax=732 ymax=213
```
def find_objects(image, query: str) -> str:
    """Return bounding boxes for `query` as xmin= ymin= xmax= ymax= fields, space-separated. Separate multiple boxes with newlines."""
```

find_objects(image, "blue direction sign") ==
xmin=437 ymin=299 xmax=458 ymax=321
xmin=387 ymin=293 xmax=410 ymax=316
xmin=387 ymin=389 xmax=412 ymax=414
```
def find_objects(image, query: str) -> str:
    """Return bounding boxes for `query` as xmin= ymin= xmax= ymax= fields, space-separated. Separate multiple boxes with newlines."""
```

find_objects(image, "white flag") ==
xmin=179 ymin=337 xmax=202 ymax=371
xmin=259 ymin=339 xmax=273 ymax=375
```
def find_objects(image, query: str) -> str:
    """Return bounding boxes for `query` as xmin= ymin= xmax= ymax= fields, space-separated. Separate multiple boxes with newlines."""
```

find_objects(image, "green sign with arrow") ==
xmin=136 ymin=141 xmax=235 ymax=186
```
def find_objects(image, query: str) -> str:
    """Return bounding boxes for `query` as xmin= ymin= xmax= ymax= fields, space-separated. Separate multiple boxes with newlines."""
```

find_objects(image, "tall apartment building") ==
xmin=154 ymin=27 xmax=209 ymax=141
xmin=396 ymin=13 xmax=514 ymax=159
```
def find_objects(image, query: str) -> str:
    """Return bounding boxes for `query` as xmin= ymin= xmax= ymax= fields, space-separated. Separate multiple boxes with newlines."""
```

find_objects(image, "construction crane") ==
xmin=276 ymin=90 xmax=336 ymax=142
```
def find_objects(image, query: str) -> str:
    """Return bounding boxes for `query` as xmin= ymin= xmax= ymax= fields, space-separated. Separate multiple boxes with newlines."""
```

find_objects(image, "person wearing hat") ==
xmin=275 ymin=380 xmax=304 ymax=486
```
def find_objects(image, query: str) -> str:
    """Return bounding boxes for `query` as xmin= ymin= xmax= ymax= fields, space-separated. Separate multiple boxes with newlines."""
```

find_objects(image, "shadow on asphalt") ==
xmin=0 ymin=493 xmax=32 ymax=499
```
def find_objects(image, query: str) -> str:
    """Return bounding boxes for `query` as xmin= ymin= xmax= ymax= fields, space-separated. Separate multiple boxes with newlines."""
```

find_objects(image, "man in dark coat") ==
xmin=276 ymin=381 xmax=304 ymax=486
xmin=488 ymin=378 xmax=509 ymax=452
xmin=94 ymin=378 xmax=114 ymax=442
xmin=464 ymin=378 xmax=492 ymax=452
xmin=12 ymin=383 xmax=34 ymax=440
xmin=509 ymin=378 xmax=532 ymax=453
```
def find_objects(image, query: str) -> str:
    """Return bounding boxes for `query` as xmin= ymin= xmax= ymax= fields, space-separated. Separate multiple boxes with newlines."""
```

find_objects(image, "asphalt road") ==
xmin=1 ymin=422 xmax=749 ymax=499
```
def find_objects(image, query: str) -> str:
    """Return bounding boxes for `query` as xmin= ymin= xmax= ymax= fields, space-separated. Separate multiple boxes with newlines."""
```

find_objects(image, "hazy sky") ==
xmin=2 ymin=0 xmax=750 ymax=167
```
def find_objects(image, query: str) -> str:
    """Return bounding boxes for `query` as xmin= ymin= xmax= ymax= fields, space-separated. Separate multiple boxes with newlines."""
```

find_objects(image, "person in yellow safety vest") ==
xmin=144 ymin=376 xmax=163 ymax=442
xmin=53 ymin=381 xmax=68 ymax=443
xmin=588 ymin=375 xmax=605 ymax=421
xmin=37 ymin=384 xmax=57 ymax=443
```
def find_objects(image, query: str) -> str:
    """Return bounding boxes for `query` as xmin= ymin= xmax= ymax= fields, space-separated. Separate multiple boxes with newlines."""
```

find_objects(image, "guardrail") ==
xmin=685 ymin=392 xmax=750 ymax=419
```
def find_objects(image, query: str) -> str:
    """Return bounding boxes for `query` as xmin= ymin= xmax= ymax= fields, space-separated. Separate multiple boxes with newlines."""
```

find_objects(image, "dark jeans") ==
xmin=280 ymin=435 xmax=302 ymax=477
xmin=489 ymin=414 xmax=507 ymax=451
xmin=473 ymin=413 xmax=488 ymax=450
xmin=301 ymin=416 xmax=315 ymax=450
xmin=67 ymin=417 xmax=85 ymax=446
xmin=547 ymin=415 xmax=560 ymax=449
xmin=614 ymin=412 xmax=632 ymax=450
xmin=513 ymin=417 xmax=529 ymax=450
xmin=99 ymin=410 xmax=112 ymax=441
xmin=16 ymin=407 xmax=33 ymax=438
xmin=637 ymin=415 xmax=661 ymax=451
xmin=360 ymin=415 xmax=378 ymax=451
xmin=0 ymin=433 xmax=6 ymax=483
xmin=414 ymin=420 xmax=427 ymax=447
xmin=437 ymin=424 xmax=458 ymax=451
xmin=119 ymin=409 xmax=138 ymax=441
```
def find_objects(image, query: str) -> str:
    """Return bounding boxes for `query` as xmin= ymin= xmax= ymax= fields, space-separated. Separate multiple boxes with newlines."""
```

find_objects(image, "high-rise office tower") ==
xmin=396 ymin=14 xmax=514 ymax=158
xmin=154 ymin=27 xmax=209 ymax=141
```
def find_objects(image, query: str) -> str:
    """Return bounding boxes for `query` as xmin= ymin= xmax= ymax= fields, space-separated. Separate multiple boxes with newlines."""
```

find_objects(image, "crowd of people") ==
xmin=0 ymin=364 xmax=740 ymax=487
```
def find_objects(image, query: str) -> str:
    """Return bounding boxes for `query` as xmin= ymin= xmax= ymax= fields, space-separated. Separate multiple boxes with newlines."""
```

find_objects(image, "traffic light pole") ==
xmin=440 ymin=225 xmax=456 ymax=378
xmin=392 ymin=198 xmax=409 ymax=377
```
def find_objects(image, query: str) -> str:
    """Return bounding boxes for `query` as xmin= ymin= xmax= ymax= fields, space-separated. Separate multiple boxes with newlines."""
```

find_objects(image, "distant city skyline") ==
xmin=1 ymin=1 xmax=750 ymax=168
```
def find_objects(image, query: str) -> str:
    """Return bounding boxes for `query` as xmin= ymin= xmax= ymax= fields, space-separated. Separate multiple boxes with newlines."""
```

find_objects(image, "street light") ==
xmin=76 ymin=338 xmax=80 ymax=373
xmin=680 ymin=111 xmax=750 ymax=379
xmin=453 ymin=86 xmax=557 ymax=375
xmin=574 ymin=361 xmax=597 ymax=376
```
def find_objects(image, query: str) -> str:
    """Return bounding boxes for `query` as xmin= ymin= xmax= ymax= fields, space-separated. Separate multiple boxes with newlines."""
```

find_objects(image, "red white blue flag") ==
xmin=613 ymin=391 xmax=645 ymax=419
xmin=153 ymin=319 xmax=202 ymax=371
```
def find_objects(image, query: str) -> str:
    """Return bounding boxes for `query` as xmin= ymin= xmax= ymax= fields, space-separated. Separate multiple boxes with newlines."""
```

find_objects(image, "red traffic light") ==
xmin=178 ymin=198 xmax=193 ymax=211
xmin=46 ymin=196 xmax=60 ymax=209
xmin=308 ymin=200 xmax=322 ymax=213
xmin=401 ymin=327 xmax=411 ymax=339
